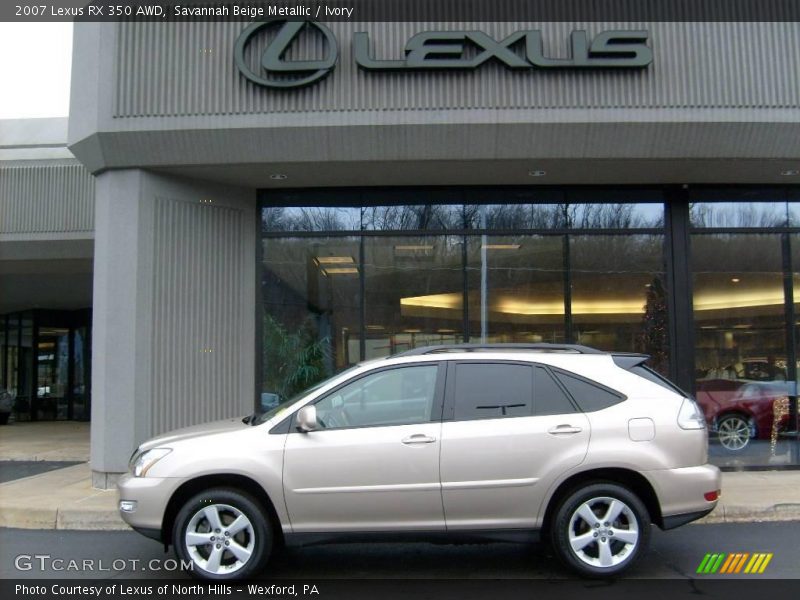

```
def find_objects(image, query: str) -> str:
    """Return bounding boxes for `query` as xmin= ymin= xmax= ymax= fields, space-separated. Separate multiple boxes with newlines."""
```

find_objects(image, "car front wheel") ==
xmin=173 ymin=488 xmax=271 ymax=580
xmin=550 ymin=482 xmax=650 ymax=578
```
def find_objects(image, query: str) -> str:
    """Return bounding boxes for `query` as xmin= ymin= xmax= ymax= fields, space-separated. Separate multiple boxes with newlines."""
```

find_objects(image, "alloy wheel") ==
xmin=717 ymin=415 xmax=751 ymax=451
xmin=567 ymin=496 xmax=639 ymax=568
xmin=184 ymin=503 xmax=255 ymax=575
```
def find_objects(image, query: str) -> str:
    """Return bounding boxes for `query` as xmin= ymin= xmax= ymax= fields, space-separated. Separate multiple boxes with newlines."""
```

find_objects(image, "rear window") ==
xmin=553 ymin=371 xmax=625 ymax=412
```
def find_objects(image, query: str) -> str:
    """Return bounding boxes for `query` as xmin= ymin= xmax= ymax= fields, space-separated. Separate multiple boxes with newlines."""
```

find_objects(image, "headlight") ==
xmin=132 ymin=448 xmax=172 ymax=477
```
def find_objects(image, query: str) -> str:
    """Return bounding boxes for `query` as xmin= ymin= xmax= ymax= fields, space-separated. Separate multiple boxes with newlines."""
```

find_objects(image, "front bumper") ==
xmin=117 ymin=472 xmax=185 ymax=536
xmin=645 ymin=464 xmax=721 ymax=528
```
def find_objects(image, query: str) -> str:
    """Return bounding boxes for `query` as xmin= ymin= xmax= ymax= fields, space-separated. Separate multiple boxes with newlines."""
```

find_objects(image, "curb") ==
xmin=697 ymin=504 xmax=800 ymax=524
xmin=0 ymin=506 xmax=128 ymax=531
xmin=1 ymin=505 xmax=798 ymax=531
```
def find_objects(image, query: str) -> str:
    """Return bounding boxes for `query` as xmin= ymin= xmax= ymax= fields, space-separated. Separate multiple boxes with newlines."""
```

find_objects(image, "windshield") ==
xmin=253 ymin=365 xmax=361 ymax=425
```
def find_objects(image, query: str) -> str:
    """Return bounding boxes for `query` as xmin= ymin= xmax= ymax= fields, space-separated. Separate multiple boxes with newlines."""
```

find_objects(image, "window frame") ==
xmin=286 ymin=362 xmax=447 ymax=433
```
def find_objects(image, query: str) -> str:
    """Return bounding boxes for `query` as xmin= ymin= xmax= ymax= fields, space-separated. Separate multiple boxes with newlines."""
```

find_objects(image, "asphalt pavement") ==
xmin=0 ymin=461 xmax=81 ymax=484
xmin=1 ymin=521 xmax=798 ymax=580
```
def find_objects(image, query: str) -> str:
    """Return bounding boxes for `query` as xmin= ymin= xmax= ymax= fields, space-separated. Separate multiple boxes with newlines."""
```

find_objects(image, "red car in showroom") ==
xmin=695 ymin=377 xmax=792 ymax=452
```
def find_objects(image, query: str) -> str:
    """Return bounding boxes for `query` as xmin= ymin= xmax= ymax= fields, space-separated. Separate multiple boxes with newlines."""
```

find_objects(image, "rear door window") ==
xmin=452 ymin=362 xmax=533 ymax=421
xmin=533 ymin=366 xmax=578 ymax=415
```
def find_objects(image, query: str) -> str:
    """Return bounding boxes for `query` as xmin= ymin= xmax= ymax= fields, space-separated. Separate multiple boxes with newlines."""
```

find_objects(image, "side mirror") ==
xmin=296 ymin=405 xmax=318 ymax=432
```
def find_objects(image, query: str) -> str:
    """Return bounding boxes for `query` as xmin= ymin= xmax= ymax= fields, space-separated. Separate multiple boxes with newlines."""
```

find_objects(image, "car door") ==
xmin=440 ymin=360 xmax=590 ymax=530
xmin=282 ymin=362 xmax=446 ymax=533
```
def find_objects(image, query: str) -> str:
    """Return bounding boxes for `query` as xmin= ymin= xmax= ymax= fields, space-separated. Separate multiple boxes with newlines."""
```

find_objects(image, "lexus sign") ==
xmin=235 ymin=20 xmax=652 ymax=89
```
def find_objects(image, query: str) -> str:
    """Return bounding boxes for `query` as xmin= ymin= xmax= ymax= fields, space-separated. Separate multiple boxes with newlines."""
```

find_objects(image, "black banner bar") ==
xmin=4 ymin=579 xmax=800 ymax=600
xmin=3 ymin=0 xmax=800 ymax=22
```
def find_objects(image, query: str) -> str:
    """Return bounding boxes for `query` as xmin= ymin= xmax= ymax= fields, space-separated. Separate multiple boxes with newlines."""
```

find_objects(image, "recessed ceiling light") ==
xmin=315 ymin=256 xmax=354 ymax=266
xmin=404 ymin=329 xmax=422 ymax=333
xmin=780 ymin=169 xmax=799 ymax=176
xmin=395 ymin=245 xmax=434 ymax=251
xmin=437 ymin=329 xmax=456 ymax=333
xmin=322 ymin=267 xmax=359 ymax=275
xmin=528 ymin=170 xmax=547 ymax=177
xmin=269 ymin=173 xmax=288 ymax=180
xmin=482 ymin=244 xmax=522 ymax=250
xmin=731 ymin=277 xmax=740 ymax=283
xmin=366 ymin=325 xmax=385 ymax=330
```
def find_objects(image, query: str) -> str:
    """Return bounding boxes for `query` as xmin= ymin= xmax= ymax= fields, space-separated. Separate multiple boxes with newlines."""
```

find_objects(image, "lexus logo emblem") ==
xmin=234 ymin=20 xmax=338 ymax=88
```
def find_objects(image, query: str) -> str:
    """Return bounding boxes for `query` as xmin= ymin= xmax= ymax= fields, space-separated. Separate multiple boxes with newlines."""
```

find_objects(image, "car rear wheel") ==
xmin=550 ymin=482 xmax=650 ymax=578
xmin=173 ymin=488 xmax=271 ymax=580
xmin=716 ymin=414 xmax=753 ymax=452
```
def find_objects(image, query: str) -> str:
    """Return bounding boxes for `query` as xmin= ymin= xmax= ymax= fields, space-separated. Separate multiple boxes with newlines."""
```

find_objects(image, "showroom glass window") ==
xmin=463 ymin=190 xmax=667 ymax=371
xmin=260 ymin=189 xmax=668 ymax=401
xmin=690 ymin=194 xmax=798 ymax=468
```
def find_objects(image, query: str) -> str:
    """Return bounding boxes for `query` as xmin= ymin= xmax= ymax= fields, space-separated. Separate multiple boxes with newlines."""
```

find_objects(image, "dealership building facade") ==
xmin=1 ymin=18 xmax=799 ymax=486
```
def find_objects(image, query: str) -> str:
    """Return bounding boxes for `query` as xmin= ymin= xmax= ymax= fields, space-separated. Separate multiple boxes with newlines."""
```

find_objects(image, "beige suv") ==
xmin=118 ymin=344 xmax=720 ymax=580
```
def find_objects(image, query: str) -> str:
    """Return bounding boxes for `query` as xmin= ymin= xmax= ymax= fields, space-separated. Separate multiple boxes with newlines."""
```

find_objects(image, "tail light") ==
xmin=678 ymin=397 xmax=706 ymax=430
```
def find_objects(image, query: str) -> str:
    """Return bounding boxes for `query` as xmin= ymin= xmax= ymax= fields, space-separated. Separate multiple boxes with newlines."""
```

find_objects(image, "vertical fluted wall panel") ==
xmin=113 ymin=20 xmax=800 ymax=117
xmin=0 ymin=164 xmax=95 ymax=234
xmin=150 ymin=197 xmax=245 ymax=434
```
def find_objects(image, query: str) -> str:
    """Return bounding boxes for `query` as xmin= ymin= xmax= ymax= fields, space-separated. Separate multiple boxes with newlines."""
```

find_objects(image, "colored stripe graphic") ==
xmin=734 ymin=553 xmax=750 ymax=573
xmin=744 ymin=554 xmax=759 ymax=573
xmin=719 ymin=553 xmax=736 ymax=574
xmin=697 ymin=552 xmax=772 ymax=575
xmin=758 ymin=554 xmax=773 ymax=573
xmin=696 ymin=554 xmax=713 ymax=574
xmin=710 ymin=553 xmax=726 ymax=573
xmin=751 ymin=554 xmax=766 ymax=573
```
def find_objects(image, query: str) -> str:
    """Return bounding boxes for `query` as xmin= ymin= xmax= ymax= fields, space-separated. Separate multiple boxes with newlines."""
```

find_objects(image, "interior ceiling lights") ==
xmin=321 ymin=267 xmax=359 ymax=275
xmin=314 ymin=256 xmax=354 ymax=266
xmin=399 ymin=288 xmax=786 ymax=315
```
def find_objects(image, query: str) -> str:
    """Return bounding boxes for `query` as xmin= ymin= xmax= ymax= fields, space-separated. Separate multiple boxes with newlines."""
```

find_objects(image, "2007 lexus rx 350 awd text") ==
xmin=118 ymin=344 xmax=721 ymax=580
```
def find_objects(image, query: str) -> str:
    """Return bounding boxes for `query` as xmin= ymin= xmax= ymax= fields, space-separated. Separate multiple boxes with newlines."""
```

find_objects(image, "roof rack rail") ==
xmin=394 ymin=343 xmax=606 ymax=357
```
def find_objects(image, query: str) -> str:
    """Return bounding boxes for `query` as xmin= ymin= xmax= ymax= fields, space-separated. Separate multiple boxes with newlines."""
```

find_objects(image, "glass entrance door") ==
xmin=35 ymin=325 xmax=70 ymax=420
xmin=0 ymin=309 xmax=91 ymax=422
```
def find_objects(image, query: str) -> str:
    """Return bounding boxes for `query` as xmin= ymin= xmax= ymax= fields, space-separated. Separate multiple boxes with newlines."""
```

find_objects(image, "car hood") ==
xmin=138 ymin=417 xmax=249 ymax=451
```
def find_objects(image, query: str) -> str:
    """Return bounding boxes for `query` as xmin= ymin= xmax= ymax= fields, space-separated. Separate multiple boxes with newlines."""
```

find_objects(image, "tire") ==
xmin=716 ymin=414 xmax=753 ymax=453
xmin=550 ymin=482 xmax=650 ymax=578
xmin=173 ymin=488 xmax=272 ymax=580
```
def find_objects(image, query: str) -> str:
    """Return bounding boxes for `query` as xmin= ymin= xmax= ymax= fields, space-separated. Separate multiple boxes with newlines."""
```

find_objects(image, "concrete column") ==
xmin=90 ymin=169 xmax=256 ymax=489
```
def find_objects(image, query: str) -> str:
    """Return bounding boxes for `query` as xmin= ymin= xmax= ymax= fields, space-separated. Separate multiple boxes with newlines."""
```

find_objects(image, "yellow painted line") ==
xmin=758 ymin=554 xmax=773 ymax=574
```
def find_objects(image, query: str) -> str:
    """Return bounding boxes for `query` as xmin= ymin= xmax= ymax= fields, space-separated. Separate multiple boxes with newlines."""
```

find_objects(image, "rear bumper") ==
xmin=645 ymin=464 xmax=721 ymax=528
xmin=661 ymin=507 xmax=715 ymax=530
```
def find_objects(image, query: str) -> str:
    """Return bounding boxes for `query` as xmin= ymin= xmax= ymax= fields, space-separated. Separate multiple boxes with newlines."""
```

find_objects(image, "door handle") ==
xmin=401 ymin=434 xmax=437 ymax=445
xmin=547 ymin=424 xmax=583 ymax=435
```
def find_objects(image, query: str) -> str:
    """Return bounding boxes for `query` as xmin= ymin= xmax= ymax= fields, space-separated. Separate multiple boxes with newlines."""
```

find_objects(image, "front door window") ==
xmin=313 ymin=364 xmax=439 ymax=429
